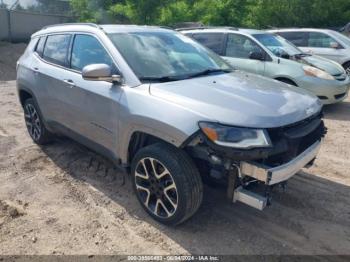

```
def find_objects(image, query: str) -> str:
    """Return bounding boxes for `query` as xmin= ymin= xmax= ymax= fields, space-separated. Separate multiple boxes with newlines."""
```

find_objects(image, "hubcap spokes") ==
xmin=135 ymin=157 xmax=178 ymax=218
xmin=346 ymin=67 xmax=350 ymax=76
xmin=24 ymin=104 xmax=41 ymax=141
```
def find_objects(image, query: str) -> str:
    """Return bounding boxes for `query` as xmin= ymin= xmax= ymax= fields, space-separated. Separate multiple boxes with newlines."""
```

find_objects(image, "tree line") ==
xmin=5 ymin=0 xmax=350 ymax=29
xmin=69 ymin=0 xmax=350 ymax=28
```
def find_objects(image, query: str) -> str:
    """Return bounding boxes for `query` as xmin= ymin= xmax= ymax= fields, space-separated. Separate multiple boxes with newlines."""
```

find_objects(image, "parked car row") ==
xmin=179 ymin=27 xmax=350 ymax=104
xmin=17 ymin=24 xmax=327 ymax=225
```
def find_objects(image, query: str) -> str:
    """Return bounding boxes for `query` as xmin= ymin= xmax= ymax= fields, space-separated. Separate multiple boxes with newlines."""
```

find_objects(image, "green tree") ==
xmin=70 ymin=0 xmax=121 ymax=22
xmin=248 ymin=0 xmax=350 ymax=28
xmin=69 ymin=0 xmax=350 ymax=28
xmin=109 ymin=0 xmax=169 ymax=24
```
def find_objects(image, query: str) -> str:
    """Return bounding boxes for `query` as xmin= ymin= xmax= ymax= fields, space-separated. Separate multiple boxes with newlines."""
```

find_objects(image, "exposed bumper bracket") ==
xmin=240 ymin=140 xmax=322 ymax=185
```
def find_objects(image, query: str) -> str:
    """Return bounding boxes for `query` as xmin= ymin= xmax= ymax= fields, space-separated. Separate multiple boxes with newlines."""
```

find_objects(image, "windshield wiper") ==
xmin=139 ymin=69 xmax=232 ymax=82
xmin=186 ymin=68 xmax=232 ymax=79
xmin=139 ymin=75 xmax=183 ymax=82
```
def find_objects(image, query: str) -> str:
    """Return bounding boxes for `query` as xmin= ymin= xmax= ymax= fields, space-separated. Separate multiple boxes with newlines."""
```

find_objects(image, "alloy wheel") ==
xmin=346 ymin=67 xmax=350 ymax=76
xmin=24 ymin=103 xmax=42 ymax=141
xmin=134 ymin=157 xmax=178 ymax=218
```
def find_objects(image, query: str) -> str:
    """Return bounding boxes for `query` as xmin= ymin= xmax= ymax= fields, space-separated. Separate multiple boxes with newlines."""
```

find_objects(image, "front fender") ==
xmin=117 ymin=86 xmax=207 ymax=164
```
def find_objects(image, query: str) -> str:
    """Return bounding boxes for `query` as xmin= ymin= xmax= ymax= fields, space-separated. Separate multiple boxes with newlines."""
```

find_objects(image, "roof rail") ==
xmin=176 ymin=26 xmax=238 ymax=31
xmin=42 ymin=23 xmax=101 ymax=30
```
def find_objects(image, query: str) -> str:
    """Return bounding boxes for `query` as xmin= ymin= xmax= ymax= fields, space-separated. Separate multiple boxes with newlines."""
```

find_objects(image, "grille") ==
xmin=264 ymin=112 xmax=326 ymax=166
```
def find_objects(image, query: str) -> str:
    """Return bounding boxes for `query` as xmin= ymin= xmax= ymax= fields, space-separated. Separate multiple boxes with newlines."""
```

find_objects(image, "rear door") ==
xmin=31 ymin=33 xmax=73 ymax=126
xmin=222 ymin=33 xmax=266 ymax=75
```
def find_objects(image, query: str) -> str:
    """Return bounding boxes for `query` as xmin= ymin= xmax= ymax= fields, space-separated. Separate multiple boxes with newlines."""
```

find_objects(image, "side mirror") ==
xmin=249 ymin=51 xmax=265 ymax=61
xmin=330 ymin=42 xmax=340 ymax=49
xmin=82 ymin=64 xmax=121 ymax=83
xmin=280 ymin=52 xmax=290 ymax=59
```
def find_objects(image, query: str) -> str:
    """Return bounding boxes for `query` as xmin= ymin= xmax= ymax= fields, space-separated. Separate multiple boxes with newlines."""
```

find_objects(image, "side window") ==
xmin=71 ymin=34 xmax=116 ymax=72
xmin=43 ymin=34 xmax=71 ymax=66
xmin=35 ymin=36 xmax=46 ymax=57
xmin=278 ymin=32 xmax=307 ymax=47
xmin=226 ymin=34 xmax=263 ymax=58
xmin=307 ymin=32 xmax=338 ymax=48
xmin=191 ymin=33 xmax=225 ymax=55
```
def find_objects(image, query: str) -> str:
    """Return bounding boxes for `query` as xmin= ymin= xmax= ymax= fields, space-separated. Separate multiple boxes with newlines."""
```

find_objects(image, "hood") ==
xmin=149 ymin=71 xmax=322 ymax=129
xmin=295 ymin=55 xmax=345 ymax=75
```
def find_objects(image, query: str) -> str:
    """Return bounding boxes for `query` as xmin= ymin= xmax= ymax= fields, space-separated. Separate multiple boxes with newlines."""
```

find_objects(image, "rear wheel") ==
xmin=23 ymin=98 xmax=53 ymax=145
xmin=131 ymin=143 xmax=203 ymax=225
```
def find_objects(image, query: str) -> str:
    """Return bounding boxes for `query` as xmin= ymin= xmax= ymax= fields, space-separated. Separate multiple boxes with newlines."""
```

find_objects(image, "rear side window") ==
xmin=278 ymin=32 xmax=308 ymax=47
xmin=43 ymin=34 xmax=71 ymax=66
xmin=191 ymin=33 xmax=225 ymax=55
xmin=71 ymin=34 xmax=116 ymax=72
xmin=35 ymin=36 xmax=46 ymax=57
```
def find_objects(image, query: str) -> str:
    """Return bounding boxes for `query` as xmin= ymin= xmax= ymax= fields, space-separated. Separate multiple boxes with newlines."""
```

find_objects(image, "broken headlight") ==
xmin=199 ymin=122 xmax=271 ymax=149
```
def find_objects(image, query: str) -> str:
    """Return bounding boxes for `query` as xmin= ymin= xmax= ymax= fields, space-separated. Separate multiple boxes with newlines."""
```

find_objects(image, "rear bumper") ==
xmin=240 ymin=140 xmax=322 ymax=185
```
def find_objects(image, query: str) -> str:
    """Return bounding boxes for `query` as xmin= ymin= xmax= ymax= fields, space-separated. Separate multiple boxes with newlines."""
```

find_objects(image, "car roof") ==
xmin=180 ymin=27 xmax=267 ymax=36
xmin=270 ymin=28 xmax=337 ymax=34
xmin=32 ymin=23 xmax=174 ymax=38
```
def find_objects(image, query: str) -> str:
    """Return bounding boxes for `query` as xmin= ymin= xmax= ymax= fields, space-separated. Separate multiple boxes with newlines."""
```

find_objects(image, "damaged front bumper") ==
xmin=231 ymin=140 xmax=321 ymax=210
xmin=240 ymin=140 xmax=322 ymax=185
xmin=186 ymin=112 xmax=326 ymax=211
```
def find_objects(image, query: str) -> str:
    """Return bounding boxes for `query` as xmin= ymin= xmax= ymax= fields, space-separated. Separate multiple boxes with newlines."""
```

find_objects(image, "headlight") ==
xmin=199 ymin=122 xmax=271 ymax=149
xmin=303 ymin=65 xmax=334 ymax=80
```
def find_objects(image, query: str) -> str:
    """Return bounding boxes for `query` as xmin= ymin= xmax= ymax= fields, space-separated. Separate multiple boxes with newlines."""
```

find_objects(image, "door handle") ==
xmin=63 ymin=79 xmax=76 ymax=88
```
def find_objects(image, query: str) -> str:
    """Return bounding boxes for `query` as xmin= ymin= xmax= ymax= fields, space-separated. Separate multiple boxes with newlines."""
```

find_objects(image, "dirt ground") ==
xmin=0 ymin=80 xmax=349 ymax=256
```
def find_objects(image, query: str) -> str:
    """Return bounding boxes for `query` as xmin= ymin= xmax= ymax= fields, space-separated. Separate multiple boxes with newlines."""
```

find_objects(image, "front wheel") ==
xmin=343 ymin=62 xmax=350 ymax=76
xmin=131 ymin=143 xmax=203 ymax=225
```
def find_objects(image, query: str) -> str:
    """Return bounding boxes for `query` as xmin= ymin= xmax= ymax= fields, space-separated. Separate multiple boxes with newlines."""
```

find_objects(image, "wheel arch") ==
xmin=342 ymin=60 xmax=350 ymax=68
xmin=126 ymin=131 xmax=181 ymax=166
xmin=18 ymin=87 xmax=35 ymax=107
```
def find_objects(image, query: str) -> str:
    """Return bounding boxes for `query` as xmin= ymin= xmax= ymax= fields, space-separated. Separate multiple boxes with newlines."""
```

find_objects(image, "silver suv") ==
xmin=17 ymin=24 xmax=325 ymax=225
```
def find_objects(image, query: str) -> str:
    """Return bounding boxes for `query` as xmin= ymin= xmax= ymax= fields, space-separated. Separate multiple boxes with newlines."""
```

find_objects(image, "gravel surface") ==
xmin=0 ymin=81 xmax=350 ymax=256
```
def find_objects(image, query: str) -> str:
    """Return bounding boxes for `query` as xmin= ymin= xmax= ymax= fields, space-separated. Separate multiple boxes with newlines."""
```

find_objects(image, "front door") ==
xmin=222 ymin=33 xmax=266 ymax=75
xmin=62 ymin=34 xmax=123 ymax=154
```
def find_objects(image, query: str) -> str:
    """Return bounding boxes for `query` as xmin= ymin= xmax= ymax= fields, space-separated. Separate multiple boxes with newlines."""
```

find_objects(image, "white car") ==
xmin=270 ymin=28 xmax=350 ymax=74
xmin=181 ymin=27 xmax=350 ymax=104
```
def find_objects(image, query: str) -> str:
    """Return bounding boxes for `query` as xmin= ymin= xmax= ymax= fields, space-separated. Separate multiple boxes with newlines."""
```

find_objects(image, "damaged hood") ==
xmin=149 ymin=71 xmax=322 ymax=129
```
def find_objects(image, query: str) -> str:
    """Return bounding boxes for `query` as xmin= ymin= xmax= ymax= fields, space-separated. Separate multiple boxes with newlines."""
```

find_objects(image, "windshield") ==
xmin=331 ymin=31 xmax=350 ymax=46
xmin=108 ymin=31 xmax=232 ymax=81
xmin=253 ymin=33 xmax=303 ymax=57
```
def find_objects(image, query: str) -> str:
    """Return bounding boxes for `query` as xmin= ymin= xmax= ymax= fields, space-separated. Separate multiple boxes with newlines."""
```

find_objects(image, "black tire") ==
xmin=23 ymin=98 xmax=53 ymax=145
xmin=343 ymin=62 xmax=350 ymax=76
xmin=131 ymin=143 xmax=203 ymax=226
xmin=276 ymin=78 xmax=298 ymax=86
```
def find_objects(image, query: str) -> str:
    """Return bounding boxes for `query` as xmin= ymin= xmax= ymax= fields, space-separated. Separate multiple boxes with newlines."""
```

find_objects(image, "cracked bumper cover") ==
xmin=240 ymin=140 xmax=322 ymax=185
